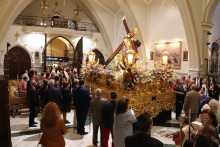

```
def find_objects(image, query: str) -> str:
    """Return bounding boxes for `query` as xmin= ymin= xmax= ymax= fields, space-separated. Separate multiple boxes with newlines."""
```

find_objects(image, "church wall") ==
xmin=0 ymin=25 xmax=108 ymax=74
xmin=86 ymin=1 xmax=116 ymax=48
xmin=147 ymin=0 xmax=189 ymax=76
xmin=20 ymin=0 xmax=91 ymax=22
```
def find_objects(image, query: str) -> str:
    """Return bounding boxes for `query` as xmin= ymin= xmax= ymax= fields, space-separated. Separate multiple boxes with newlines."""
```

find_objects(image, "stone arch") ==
xmin=203 ymin=0 xmax=220 ymax=23
xmin=85 ymin=48 xmax=105 ymax=65
xmin=1 ymin=44 xmax=33 ymax=65
xmin=174 ymin=0 xmax=201 ymax=72
xmin=42 ymin=35 xmax=75 ymax=52
xmin=42 ymin=35 xmax=75 ymax=70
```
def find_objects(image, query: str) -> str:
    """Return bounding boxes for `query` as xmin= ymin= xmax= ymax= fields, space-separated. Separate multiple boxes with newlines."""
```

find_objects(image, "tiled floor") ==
xmin=10 ymin=110 xmax=178 ymax=147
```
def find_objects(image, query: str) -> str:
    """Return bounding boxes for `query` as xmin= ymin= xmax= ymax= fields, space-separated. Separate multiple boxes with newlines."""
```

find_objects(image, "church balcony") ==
xmin=13 ymin=15 xmax=99 ymax=37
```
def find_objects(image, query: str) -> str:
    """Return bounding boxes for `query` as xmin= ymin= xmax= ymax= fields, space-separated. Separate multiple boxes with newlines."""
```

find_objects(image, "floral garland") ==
xmin=81 ymin=60 xmax=174 ymax=85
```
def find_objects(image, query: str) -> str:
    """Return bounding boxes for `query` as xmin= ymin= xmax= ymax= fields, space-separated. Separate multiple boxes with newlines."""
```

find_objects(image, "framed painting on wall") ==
xmin=183 ymin=49 xmax=188 ymax=61
xmin=154 ymin=41 xmax=182 ymax=69
xmin=35 ymin=52 xmax=39 ymax=59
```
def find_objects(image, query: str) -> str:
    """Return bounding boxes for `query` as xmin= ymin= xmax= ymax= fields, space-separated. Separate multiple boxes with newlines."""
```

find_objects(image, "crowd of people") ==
xmin=171 ymin=73 xmax=220 ymax=147
xmin=9 ymin=68 xmax=220 ymax=147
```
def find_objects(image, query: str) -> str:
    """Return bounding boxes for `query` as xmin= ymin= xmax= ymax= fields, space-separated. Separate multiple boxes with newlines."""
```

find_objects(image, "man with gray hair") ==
xmin=44 ymin=79 xmax=63 ymax=108
xmin=209 ymin=99 xmax=220 ymax=124
xmin=90 ymin=88 xmax=108 ymax=146
xmin=183 ymin=84 xmax=201 ymax=121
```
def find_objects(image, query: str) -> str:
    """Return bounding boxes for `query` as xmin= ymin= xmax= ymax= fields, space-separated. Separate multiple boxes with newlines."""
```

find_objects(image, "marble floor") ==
xmin=10 ymin=110 xmax=179 ymax=147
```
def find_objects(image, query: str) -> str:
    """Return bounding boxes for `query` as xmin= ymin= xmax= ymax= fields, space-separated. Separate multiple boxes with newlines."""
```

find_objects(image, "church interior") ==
xmin=1 ymin=0 xmax=220 ymax=147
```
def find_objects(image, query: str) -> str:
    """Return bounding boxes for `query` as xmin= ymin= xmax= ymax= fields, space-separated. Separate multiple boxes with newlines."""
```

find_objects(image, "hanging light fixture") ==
xmin=161 ymin=49 xmax=169 ymax=65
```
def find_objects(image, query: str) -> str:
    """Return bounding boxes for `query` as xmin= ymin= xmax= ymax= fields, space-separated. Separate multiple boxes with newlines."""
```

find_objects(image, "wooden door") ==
xmin=73 ymin=37 xmax=83 ymax=73
xmin=4 ymin=46 xmax=31 ymax=79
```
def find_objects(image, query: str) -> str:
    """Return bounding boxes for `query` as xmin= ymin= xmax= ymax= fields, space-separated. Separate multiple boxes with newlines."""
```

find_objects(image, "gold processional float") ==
xmin=81 ymin=17 xmax=176 ymax=118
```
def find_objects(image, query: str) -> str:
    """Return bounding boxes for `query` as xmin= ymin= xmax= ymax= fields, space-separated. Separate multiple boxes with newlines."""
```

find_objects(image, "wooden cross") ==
xmin=105 ymin=17 xmax=139 ymax=66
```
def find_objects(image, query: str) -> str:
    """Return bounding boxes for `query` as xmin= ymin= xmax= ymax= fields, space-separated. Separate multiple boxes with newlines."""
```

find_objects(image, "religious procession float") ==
xmin=81 ymin=17 xmax=176 ymax=118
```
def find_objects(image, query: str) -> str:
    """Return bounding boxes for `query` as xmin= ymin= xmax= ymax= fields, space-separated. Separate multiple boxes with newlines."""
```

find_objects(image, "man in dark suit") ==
xmin=27 ymin=79 xmax=39 ymax=127
xmin=44 ymin=79 xmax=63 ymax=109
xmin=173 ymin=81 xmax=185 ymax=120
xmin=193 ymin=73 xmax=203 ymax=91
xmin=102 ymin=92 xmax=117 ymax=147
xmin=73 ymin=79 xmax=91 ymax=135
xmin=183 ymin=84 xmax=201 ymax=121
xmin=90 ymin=88 xmax=107 ymax=146
xmin=125 ymin=112 xmax=163 ymax=147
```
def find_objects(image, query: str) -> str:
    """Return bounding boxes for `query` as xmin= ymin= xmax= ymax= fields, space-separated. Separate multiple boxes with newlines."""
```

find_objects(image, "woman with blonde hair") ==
xmin=39 ymin=102 xmax=67 ymax=147
xmin=9 ymin=80 xmax=19 ymax=98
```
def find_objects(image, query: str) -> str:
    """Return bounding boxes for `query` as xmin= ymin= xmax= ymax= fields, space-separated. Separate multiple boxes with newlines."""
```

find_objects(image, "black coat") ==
xmin=72 ymin=86 xmax=91 ymax=111
xmin=44 ymin=86 xmax=63 ymax=107
xmin=125 ymin=133 xmax=163 ymax=147
xmin=27 ymin=87 xmax=39 ymax=107
xmin=102 ymin=100 xmax=116 ymax=129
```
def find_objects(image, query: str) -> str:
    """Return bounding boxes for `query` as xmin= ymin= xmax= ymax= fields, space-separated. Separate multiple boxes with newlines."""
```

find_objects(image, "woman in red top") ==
xmin=39 ymin=102 xmax=67 ymax=147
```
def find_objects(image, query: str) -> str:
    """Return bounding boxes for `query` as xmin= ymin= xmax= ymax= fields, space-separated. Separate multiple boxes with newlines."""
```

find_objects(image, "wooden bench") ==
xmin=9 ymin=95 xmax=29 ymax=118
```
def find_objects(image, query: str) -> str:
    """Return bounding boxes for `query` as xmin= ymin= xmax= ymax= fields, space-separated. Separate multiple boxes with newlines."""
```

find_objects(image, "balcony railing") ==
xmin=13 ymin=15 xmax=99 ymax=32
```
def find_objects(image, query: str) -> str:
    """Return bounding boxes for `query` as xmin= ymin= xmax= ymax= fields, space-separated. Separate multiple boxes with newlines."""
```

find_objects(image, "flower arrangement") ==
xmin=151 ymin=64 xmax=174 ymax=81
xmin=81 ymin=59 xmax=174 ymax=89
xmin=81 ymin=60 xmax=105 ymax=78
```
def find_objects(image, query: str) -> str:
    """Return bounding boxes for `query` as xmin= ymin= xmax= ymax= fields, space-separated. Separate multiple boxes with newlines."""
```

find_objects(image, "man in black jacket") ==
xmin=28 ymin=79 xmax=39 ymax=127
xmin=125 ymin=112 xmax=163 ymax=147
xmin=44 ymin=79 xmax=63 ymax=109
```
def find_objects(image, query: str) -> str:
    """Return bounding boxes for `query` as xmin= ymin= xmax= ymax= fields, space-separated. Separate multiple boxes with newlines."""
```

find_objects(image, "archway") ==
xmin=4 ymin=46 xmax=31 ymax=79
xmin=42 ymin=36 xmax=75 ymax=70
xmin=86 ymin=49 xmax=105 ymax=65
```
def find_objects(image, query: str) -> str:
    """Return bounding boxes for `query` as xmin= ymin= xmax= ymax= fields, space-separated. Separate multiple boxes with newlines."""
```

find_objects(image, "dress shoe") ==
xmin=80 ymin=132 xmax=88 ymax=135
xmin=29 ymin=125 xmax=37 ymax=127
xmin=34 ymin=122 xmax=38 ymax=124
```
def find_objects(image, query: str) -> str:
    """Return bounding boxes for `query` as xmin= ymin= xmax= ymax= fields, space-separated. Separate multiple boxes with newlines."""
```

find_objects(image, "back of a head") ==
xmin=115 ymin=98 xmax=128 ymax=115
xmin=195 ymin=135 xmax=218 ymax=147
xmin=201 ymin=104 xmax=211 ymax=112
xmin=191 ymin=84 xmax=197 ymax=90
xmin=137 ymin=112 xmax=152 ymax=133
xmin=79 ymin=79 xmax=84 ymax=85
xmin=30 ymin=79 xmax=36 ymax=86
xmin=62 ymin=81 xmax=69 ymax=88
xmin=48 ymin=79 xmax=55 ymax=87
xmin=43 ymin=80 xmax=48 ymax=86
xmin=110 ymin=92 xmax=117 ymax=100
xmin=201 ymin=124 xmax=217 ymax=138
xmin=46 ymin=72 xmax=50 ymax=77
xmin=95 ymin=88 xmax=102 ymax=97
xmin=182 ymin=116 xmax=189 ymax=125
xmin=54 ymin=76 xmax=59 ymax=81
xmin=41 ymin=102 xmax=61 ymax=128
xmin=74 ymin=79 xmax=79 ymax=85
xmin=209 ymin=99 xmax=219 ymax=112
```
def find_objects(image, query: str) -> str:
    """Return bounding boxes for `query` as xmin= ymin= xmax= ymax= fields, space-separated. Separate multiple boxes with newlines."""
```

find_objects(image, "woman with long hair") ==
xmin=39 ymin=102 xmax=67 ymax=147
xmin=113 ymin=98 xmax=136 ymax=147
